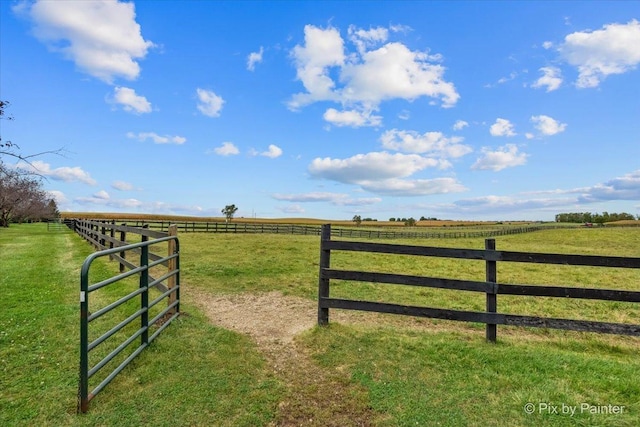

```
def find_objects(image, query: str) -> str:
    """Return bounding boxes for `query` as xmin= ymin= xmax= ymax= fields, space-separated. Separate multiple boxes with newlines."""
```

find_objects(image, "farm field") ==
xmin=2 ymin=223 xmax=640 ymax=426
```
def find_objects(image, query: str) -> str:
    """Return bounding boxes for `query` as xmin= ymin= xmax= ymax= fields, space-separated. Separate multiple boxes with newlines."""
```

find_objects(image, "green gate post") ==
xmin=78 ymin=262 xmax=90 ymax=413
xmin=140 ymin=235 xmax=149 ymax=345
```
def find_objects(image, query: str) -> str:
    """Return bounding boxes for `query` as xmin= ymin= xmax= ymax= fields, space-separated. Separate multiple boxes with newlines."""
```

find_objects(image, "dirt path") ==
xmin=187 ymin=289 xmax=380 ymax=426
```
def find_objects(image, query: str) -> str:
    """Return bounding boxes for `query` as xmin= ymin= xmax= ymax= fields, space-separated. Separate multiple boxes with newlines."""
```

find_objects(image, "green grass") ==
xmin=3 ymin=224 xmax=640 ymax=426
xmin=0 ymin=224 xmax=281 ymax=426
xmin=302 ymin=324 xmax=640 ymax=426
xmin=180 ymin=228 xmax=640 ymax=324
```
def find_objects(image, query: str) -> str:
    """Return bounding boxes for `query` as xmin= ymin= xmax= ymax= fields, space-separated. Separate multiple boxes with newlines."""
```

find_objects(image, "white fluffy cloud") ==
xmin=358 ymin=178 xmax=466 ymax=196
xmin=452 ymin=120 xmax=469 ymax=131
xmin=577 ymin=170 xmax=640 ymax=202
xmin=289 ymin=24 xmax=459 ymax=126
xmin=559 ymin=20 xmax=640 ymax=88
xmin=380 ymin=129 xmax=472 ymax=158
xmin=531 ymin=66 xmax=563 ymax=92
xmin=471 ymin=144 xmax=528 ymax=171
xmin=489 ymin=118 xmax=516 ymax=137
xmin=261 ymin=144 xmax=283 ymax=158
xmin=210 ymin=142 xmax=239 ymax=156
xmin=112 ymin=87 xmax=151 ymax=113
xmin=323 ymin=108 xmax=382 ymax=127
xmin=196 ymin=88 xmax=224 ymax=117
xmin=308 ymin=151 xmax=464 ymax=196
xmin=531 ymin=115 xmax=567 ymax=136
xmin=16 ymin=160 xmax=96 ymax=185
xmin=111 ymin=180 xmax=134 ymax=191
xmin=247 ymin=46 xmax=264 ymax=71
xmin=18 ymin=0 xmax=154 ymax=83
xmin=126 ymin=131 xmax=186 ymax=144
xmin=309 ymin=151 xmax=444 ymax=183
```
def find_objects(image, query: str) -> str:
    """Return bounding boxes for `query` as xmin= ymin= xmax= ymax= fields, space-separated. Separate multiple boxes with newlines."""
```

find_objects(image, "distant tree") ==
xmin=221 ymin=204 xmax=238 ymax=222
xmin=352 ymin=215 xmax=362 ymax=226
xmin=389 ymin=217 xmax=396 ymax=222
xmin=404 ymin=217 xmax=416 ymax=227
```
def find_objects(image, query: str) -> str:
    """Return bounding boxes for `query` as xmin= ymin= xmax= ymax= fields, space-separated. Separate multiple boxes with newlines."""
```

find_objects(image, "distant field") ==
xmin=3 ymin=224 xmax=639 ymax=426
xmin=60 ymin=211 xmax=538 ymax=228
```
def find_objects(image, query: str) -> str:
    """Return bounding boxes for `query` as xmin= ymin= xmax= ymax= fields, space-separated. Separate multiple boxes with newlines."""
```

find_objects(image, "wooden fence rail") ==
xmin=73 ymin=218 xmax=571 ymax=240
xmin=317 ymin=224 xmax=640 ymax=341
xmin=71 ymin=219 xmax=177 ymax=293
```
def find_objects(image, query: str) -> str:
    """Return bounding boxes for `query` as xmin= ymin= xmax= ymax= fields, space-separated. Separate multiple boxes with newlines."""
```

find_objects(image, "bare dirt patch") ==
xmin=187 ymin=289 xmax=380 ymax=426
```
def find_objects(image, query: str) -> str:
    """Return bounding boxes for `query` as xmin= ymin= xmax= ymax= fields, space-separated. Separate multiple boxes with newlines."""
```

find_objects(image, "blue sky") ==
xmin=1 ymin=1 xmax=639 ymax=221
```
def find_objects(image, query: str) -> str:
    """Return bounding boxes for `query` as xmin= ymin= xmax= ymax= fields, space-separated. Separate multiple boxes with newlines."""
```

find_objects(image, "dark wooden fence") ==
xmin=317 ymin=224 xmax=640 ymax=341
xmin=73 ymin=218 xmax=568 ymax=239
xmin=71 ymin=219 xmax=177 ymax=293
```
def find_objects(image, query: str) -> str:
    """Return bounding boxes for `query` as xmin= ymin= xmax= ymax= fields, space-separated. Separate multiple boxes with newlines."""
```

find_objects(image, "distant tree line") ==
xmin=555 ymin=212 xmax=638 ymax=224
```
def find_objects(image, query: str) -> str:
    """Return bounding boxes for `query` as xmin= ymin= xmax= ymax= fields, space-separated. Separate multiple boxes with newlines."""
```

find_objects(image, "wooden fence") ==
xmin=72 ymin=219 xmax=177 ymax=294
xmin=317 ymin=224 xmax=640 ymax=341
xmin=73 ymin=218 xmax=567 ymax=239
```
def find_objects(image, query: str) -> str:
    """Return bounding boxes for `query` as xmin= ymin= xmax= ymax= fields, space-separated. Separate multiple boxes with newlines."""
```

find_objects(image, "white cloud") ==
xmin=210 ymin=142 xmax=239 ymax=156
xmin=93 ymin=190 xmax=110 ymax=200
xmin=531 ymin=66 xmax=563 ymax=92
xmin=18 ymin=0 xmax=154 ymax=83
xmin=126 ymin=131 xmax=186 ymax=144
xmin=196 ymin=88 xmax=224 ymax=117
xmin=559 ymin=20 xmax=640 ymax=88
xmin=247 ymin=46 xmax=264 ymax=71
xmin=358 ymin=177 xmax=467 ymax=196
xmin=307 ymin=151 xmax=462 ymax=197
xmin=577 ymin=170 xmax=640 ymax=203
xmin=272 ymin=192 xmax=381 ymax=206
xmin=75 ymin=195 xmax=143 ymax=209
xmin=289 ymin=25 xmax=345 ymax=108
xmin=542 ymin=41 xmax=554 ymax=49
xmin=16 ymin=160 xmax=96 ymax=185
xmin=531 ymin=115 xmax=567 ymax=136
xmin=489 ymin=118 xmax=516 ymax=137
xmin=261 ymin=144 xmax=283 ymax=158
xmin=380 ymin=129 xmax=472 ymax=158
xmin=348 ymin=25 xmax=389 ymax=54
xmin=289 ymin=24 xmax=459 ymax=115
xmin=452 ymin=120 xmax=468 ymax=131
xmin=111 ymin=180 xmax=134 ymax=191
xmin=112 ymin=87 xmax=151 ymax=113
xmin=323 ymin=108 xmax=382 ymax=127
xmin=309 ymin=151 xmax=444 ymax=184
xmin=471 ymin=144 xmax=528 ymax=171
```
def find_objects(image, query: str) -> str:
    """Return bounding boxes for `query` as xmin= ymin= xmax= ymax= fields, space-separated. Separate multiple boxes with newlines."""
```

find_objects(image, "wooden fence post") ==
xmin=485 ymin=238 xmax=497 ymax=343
xmin=119 ymin=225 xmax=126 ymax=273
xmin=167 ymin=225 xmax=178 ymax=315
xmin=318 ymin=224 xmax=332 ymax=326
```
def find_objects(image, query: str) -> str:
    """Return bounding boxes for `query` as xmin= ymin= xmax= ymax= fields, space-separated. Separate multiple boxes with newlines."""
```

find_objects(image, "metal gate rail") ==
xmin=78 ymin=235 xmax=180 ymax=413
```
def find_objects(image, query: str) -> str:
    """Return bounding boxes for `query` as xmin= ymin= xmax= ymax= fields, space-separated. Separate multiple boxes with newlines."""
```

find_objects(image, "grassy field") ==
xmin=0 ymin=224 xmax=281 ymax=426
xmin=2 ymin=224 xmax=640 ymax=426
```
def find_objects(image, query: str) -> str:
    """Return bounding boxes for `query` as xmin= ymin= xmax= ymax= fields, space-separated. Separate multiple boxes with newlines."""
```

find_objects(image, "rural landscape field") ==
xmin=2 ymin=220 xmax=639 ymax=426
xmin=2 ymin=1 xmax=640 ymax=426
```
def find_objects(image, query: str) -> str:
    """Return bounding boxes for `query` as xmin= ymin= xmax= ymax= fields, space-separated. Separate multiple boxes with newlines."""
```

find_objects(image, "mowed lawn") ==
xmin=0 ymin=224 xmax=281 ymax=426
xmin=2 ymin=224 xmax=640 ymax=426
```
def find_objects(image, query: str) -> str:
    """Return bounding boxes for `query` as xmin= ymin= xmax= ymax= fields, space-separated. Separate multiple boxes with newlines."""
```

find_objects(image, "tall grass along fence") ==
xmin=72 ymin=218 xmax=562 ymax=239
xmin=73 ymin=219 xmax=181 ymax=412
xmin=317 ymin=224 xmax=640 ymax=341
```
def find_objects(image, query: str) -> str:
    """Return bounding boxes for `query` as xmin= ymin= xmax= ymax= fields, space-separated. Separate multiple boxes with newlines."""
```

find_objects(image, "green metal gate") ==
xmin=78 ymin=235 xmax=180 ymax=413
